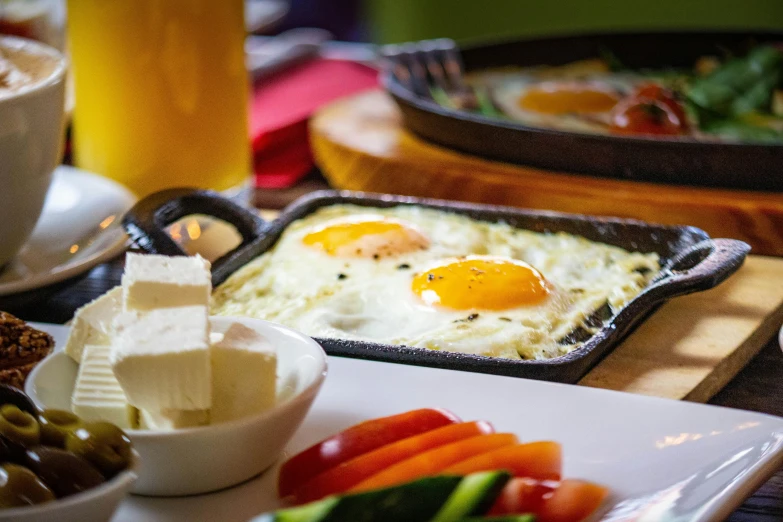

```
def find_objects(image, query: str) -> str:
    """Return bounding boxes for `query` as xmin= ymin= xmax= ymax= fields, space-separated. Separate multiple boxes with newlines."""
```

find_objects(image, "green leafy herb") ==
xmin=473 ymin=86 xmax=503 ymax=118
xmin=686 ymin=46 xmax=783 ymax=118
xmin=431 ymin=86 xmax=455 ymax=109
xmin=430 ymin=85 xmax=503 ymax=119
xmin=598 ymin=46 xmax=626 ymax=72
xmin=701 ymin=117 xmax=783 ymax=143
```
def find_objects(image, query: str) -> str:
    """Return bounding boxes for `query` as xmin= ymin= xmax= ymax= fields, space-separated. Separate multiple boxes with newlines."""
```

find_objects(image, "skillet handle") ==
xmin=644 ymin=238 xmax=750 ymax=300
xmin=122 ymin=188 xmax=267 ymax=285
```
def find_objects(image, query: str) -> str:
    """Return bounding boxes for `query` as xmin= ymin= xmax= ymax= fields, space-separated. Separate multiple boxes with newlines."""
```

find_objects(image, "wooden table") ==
xmin=7 ymin=184 xmax=783 ymax=522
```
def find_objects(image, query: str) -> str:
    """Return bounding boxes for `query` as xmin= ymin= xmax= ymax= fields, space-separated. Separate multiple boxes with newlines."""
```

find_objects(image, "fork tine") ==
xmin=418 ymin=40 xmax=451 ymax=94
xmin=440 ymin=43 xmax=469 ymax=93
xmin=399 ymin=43 xmax=432 ymax=98
xmin=381 ymin=43 xmax=429 ymax=98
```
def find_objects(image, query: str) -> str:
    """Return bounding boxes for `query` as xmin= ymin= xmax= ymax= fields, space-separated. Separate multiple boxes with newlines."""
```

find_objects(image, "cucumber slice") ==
xmin=251 ymin=497 xmax=338 ymax=522
xmin=457 ymin=515 xmax=536 ymax=522
xmin=323 ymin=475 xmax=463 ymax=522
xmin=431 ymin=471 xmax=512 ymax=522
xmin=253 ymin=475 xmax=463 ymax=522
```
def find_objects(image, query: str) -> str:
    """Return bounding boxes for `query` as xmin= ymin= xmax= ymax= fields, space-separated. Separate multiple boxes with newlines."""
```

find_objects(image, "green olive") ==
xmin=65 ymin=422 xmax=132 ymax=478
xmin=39 ymin=409 xmax=84 ymax=448
xmin=0 ymin=404 xmax=40 ymax=447
xmin=26 ymin=446 xmax=105 ymax=498
xmin=0 ymin=463 xmax=55 ymax=507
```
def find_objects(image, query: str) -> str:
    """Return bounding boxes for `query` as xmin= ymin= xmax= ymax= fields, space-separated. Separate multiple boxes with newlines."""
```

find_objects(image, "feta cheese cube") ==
xmin=64 ymin=287 xmax=122 ymax=363
xmin=71 ymin=344 xmax=138 ymax=429
xmin=111 ymin=306 xmax=211 ymax=410
xmin=122 ymin=253 xmax=211 ymax=311
xmin=138 ymin=408 xmax=210 ymax=430
xmin=211 ymin=323 xmax=277 ymax=424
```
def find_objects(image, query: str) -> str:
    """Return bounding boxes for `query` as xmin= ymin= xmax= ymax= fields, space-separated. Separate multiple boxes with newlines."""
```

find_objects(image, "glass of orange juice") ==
xmin=66 ymin=0 xmax=251 ymax=199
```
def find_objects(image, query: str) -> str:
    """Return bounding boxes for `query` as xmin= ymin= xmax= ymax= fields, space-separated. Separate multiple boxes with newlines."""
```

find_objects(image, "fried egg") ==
xmin=212 ymin=205 xmax=659 ymax=360
xmin=483 ymin=70 xmax=643 ymax=134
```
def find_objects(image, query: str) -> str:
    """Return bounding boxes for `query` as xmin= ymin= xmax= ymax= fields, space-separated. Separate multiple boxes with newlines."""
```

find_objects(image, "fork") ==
xmin=380 ymin=38 xmax=483 ymax=111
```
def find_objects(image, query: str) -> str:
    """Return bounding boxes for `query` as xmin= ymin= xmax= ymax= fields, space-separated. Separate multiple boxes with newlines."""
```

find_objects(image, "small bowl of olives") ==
xmin=0 ymin=385 xmax=139 ymax=522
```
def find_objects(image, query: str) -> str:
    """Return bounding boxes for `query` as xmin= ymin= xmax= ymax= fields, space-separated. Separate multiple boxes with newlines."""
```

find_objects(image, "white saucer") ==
xmin=245 ymin=0 xmax=289 ymax=34
xmin=0 ymin=165 xmax=135 ymax=296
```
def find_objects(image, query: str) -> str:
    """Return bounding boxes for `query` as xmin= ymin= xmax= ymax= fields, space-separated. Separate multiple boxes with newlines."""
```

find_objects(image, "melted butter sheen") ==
xmin=412 ymin=256 xmax=550 ymax=311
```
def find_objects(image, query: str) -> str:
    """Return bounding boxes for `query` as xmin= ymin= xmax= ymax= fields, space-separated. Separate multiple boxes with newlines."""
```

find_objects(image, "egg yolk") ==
xmin=303 ymin=217 xmax=430 ymax=258
xmin=519 ymin=83 xmax=620 ymax=114
xmin=412 ymin=256 xmax=550 ymax=311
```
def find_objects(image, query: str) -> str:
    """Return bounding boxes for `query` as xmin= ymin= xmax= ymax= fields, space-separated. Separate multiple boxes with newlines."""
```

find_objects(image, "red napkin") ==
xmin=250 ymin=58 xmax=379 ymax=188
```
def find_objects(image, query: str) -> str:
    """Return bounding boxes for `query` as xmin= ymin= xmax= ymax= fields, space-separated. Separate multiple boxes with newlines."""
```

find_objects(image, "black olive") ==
xmin=25 ymin=446 xmax=106 ymax=498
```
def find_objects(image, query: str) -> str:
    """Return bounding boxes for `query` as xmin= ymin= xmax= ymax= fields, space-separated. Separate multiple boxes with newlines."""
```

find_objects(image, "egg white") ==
xmin=482 ymin=71 xmax=643 ymax=134
xmin=212 ymin=205 xmax=659 ymax=360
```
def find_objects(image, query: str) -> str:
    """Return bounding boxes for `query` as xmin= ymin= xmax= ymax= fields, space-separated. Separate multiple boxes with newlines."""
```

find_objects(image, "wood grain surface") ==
xmin=579 ymin=255 xmax=783 ymax=401
xmin=311 ymin=90 xmax=783 ymax=256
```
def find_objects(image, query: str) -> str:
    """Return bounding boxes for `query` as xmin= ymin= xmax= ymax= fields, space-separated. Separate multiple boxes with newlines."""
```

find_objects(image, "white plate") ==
xmin=0 ymin=166 xmax=135 ymax=296
xmin=32 ymin=322 xmax=783 ymax=522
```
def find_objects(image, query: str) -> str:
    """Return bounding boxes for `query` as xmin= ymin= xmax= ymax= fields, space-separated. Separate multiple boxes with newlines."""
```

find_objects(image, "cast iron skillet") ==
xmin=123 ymin=188 xmax=750 ymax=383
xmin=382 ymin=31 xmax=783 ymax=191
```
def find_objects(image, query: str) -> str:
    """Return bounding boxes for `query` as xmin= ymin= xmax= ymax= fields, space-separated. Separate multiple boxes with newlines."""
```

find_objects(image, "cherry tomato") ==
xmin=489 ymin=478 xmax=608 ymax=522
xmin=487 ymin=477 xmax=555 ymax=516
xmin=537 ymin=479 xmax=609 ymax=522
xmin=634 ymin=84 xmax=687 ymax=122
xmin=611 ymin=83 xmax=688 ymax=136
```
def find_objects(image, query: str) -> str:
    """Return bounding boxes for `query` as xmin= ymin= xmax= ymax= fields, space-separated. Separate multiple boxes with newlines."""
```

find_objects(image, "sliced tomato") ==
xmin=350 ymin=433 xmax=519 ymax=493
xmin=443 ymin=441 xmax=562 ymax=481
xmin=277 ymin=408 xmax=460 ymax=497
xmin=290 ymin=421 xmax=494 ymax=504
xmin=487 ymin=477 xmax=555 ymax=516
xmin=490 ymin=478 xmax=609 ymax=522
xmin=538 ymin=479 xmax=609 ymax=522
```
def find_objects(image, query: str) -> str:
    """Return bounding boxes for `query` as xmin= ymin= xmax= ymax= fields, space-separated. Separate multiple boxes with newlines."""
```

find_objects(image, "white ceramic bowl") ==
xmin=0 ymin=453 xmax=139 ymax=522
xmin=26 ymin=316 xmax=328 ymax=496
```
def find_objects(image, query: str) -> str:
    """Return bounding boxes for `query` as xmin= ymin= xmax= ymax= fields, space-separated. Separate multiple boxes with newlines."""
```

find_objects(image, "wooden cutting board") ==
xmin=310 ymin=90 xmax=783 ymax=257
xmin=579 ymin=255 xmax=783 ymax=401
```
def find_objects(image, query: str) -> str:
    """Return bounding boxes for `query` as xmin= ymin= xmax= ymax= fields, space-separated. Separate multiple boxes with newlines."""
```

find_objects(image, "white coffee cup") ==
xmin=0 ymin=36 xmax=67 ymax=269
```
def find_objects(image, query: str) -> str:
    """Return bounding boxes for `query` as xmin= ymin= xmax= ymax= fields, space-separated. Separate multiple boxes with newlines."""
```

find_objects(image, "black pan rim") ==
xmin=226 ymin=191 xmax=739 ymax=368
xmin=382 ymin=29 xmax=783 ymax=149
xmin=123 ymin=187 xmax=750 ymax=383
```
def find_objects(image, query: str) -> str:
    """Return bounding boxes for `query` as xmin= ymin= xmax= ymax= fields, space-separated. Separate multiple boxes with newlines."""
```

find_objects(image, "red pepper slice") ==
xmin=290 ymin=420 xmax=494 ymax=504
xmin=350 ymin=433 xmax=519 ymax=493
xmin=277 ymin=408 xmax=459 ymax=497
xmin=444 ymin=441 xmax=562 ymax=481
